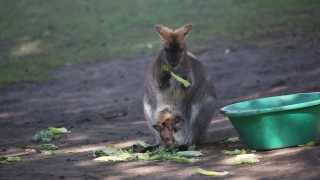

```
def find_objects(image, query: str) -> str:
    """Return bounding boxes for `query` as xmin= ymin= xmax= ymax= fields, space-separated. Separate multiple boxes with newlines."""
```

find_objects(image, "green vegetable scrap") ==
xmin=195 ymin=168 xmax=229 ymax=176
xmin=38 ymin=143 xmax=58 ymax=155
xmin=94 ymin=156 xmax=128 ymax=162
xmin=48 ymin=127 xmax=70 ymax=134
xmin=148 ymin=148 xmax=198 ymax=163
xmin=136 ymin=140 xmax=152 ymax=148
xmin=225 ymin=137 xmax=240 ymax=143
xmin=170 ymin=72 xmax=191 ymax=88
xmin=177 ymin=150 xmax=203 ymax=157
xmin=93 ymin=143 xmax=202 ymax=163
xmin=298 ymin=141 xmax=316 ymax=147
xmin=32 ymin=127 xmax=70 ymax=143
xmin=95 ymin=151 xmax=133 ymax=162
xmin=223 ymin=149 xmax=247 ymax=156
xmin=0 ymin=156 xmax=21 ymax=164
xmin=94 ymin=147 xmax=119 ymax=157
xmin=32 ymin=130 xmax=55 ymax=143
xmin=94 ymin=147 xmax=142 ymax=162
xmin=39 ymin=143 xmax=58 ymax=151
xmin=229 ymin=154 xmax=260 ymax=165
xmin=162 ymin=64 xmax=171 ymax=72
xmin=41 ymin=151 xmax=56 ymax=156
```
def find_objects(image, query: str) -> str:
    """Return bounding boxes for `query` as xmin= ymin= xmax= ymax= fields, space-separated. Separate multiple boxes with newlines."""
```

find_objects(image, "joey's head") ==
xmin=155 ymin=24 xmax=192 ymax=67
xmin=153 ymin=110 xmax=185 ymax=146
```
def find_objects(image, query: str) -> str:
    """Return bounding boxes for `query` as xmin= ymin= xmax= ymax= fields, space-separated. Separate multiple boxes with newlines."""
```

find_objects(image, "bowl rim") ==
xmin=220 ymin=92 xmax=320 ymax=117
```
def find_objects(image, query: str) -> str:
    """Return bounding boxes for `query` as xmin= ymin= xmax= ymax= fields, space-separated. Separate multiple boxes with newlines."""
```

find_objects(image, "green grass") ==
xmin=0 ymin=0 xmax=320 ymax=84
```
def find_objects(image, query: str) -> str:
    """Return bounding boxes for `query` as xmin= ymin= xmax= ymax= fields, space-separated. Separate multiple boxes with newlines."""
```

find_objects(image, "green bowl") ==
xmin=221 ymin=92 xmax=320 ymax=150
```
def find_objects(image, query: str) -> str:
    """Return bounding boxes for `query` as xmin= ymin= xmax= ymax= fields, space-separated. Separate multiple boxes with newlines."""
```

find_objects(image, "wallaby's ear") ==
xmin=155 ymin=24 xmax=173 ymax=42
xmin=175 ymin=24 xmax=193 ymax=37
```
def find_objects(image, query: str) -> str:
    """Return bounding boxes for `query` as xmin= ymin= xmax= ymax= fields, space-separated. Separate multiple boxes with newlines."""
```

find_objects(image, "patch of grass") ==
xmin=0 ymin=0 xmax=320 ymax=84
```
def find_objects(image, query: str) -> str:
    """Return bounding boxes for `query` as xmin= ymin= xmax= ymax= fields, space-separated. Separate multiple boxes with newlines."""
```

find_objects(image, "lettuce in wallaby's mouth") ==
xmin=162 ymin=64 xmax=191 ymax=88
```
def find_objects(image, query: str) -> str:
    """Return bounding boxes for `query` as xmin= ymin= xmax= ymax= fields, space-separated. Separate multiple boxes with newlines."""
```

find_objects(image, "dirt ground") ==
xmin=1 ymin=38 xmax=320 ymax=180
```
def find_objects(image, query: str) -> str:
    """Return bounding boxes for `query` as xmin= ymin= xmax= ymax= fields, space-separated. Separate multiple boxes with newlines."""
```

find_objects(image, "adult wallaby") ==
xmin=143 ymin=24 xmax=216 ymax=147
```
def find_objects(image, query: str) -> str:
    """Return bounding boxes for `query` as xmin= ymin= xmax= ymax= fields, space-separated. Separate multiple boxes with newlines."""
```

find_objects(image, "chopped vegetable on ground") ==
xmin=0 ymin=156 xmax=21 ymax=164
xmin=136 ymin=140 xmax=152 ymax=148
xmin=229 ymin=154 xmax=260 ymax=165
xmin=39 ymin=143 xmax=58 ymax=151
xmin=93 ymin=142 xmax=202 ymax=163
xmin=298 ymin=141 xmax=316 ymax=147
xmin=48 ymin=127 xmax=70 ymax=134
xmin=223 ymin=149 xmax=247 ymax=155
xmin=32 ymin=127 xmax=70 ymax=143
xmin=38 ymin=143 xmax=58 ymax=155
xmin=177 ymin=151 xmax=203 ymax=157
xmin=195 ymin=168 xmax=229 ymax=176
xmin=225 ymin=136 xmax=240 ymax=143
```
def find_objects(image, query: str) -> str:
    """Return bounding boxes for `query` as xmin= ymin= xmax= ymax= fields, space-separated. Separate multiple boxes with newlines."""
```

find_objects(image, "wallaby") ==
xmin=143 ymin=24 xmax=216 ymax=147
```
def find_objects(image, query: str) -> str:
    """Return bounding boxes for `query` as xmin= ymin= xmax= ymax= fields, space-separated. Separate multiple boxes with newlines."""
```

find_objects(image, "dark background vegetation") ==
xmin=0 ymin=0 xmax=319 ymax=84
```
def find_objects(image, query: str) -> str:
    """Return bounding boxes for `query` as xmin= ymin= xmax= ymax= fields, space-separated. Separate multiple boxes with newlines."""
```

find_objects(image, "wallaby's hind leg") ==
xmin=143 ymin=97 xmax=161 ymax=146
xmin=191 ymin=97 xmax=216 ymax=145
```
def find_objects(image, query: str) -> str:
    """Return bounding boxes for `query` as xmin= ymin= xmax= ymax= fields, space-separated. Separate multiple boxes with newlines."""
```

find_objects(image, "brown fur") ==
xmin=155 ymin=24 xmax=192 ymax=49
xmin=157 ymin=110 xmax=175 ymax=145
xmin=143 ymin=24 xmax=217 ymax=146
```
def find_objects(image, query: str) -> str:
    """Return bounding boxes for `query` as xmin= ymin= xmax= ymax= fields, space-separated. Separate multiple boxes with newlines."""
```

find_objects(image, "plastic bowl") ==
xmin=221 ymin=92 xmax=320 ymax=150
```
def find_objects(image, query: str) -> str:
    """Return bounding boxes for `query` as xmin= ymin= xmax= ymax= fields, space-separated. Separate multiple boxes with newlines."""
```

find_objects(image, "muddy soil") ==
xmin=0 ymin=39 xmax=320 ymax=180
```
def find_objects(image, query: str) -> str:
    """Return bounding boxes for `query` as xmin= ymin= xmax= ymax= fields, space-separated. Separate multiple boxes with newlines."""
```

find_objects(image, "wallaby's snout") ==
xmin=155 ymin=24 xmax=192 ymax=67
